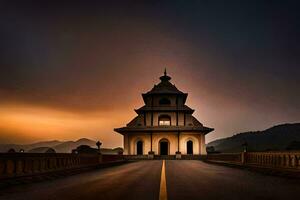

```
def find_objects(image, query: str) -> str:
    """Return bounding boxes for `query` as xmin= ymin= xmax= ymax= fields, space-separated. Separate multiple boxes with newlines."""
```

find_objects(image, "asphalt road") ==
xmin=166 ymin=160 xmax=300 ymax=200
xmin=0 ymin=160 xmax=299 ymax=200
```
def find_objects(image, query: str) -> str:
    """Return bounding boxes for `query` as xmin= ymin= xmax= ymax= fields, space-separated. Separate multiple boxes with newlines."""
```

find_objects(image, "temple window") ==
xmin=159 ymin=115 xmax=171 ymax=126
xmin=159 ymin=98 xmax=171 ymax=105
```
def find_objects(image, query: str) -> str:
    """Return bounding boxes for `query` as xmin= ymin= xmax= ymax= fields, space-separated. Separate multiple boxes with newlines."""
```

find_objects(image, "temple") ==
xmin=114 ymin=69 xmax=214 ymax=156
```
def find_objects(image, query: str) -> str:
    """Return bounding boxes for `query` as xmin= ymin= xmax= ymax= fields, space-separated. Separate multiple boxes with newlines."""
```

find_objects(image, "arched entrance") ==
xmin=136 ymin=141 xmax=143 ymax=155
xmin=159 ymin=139 xmax=169 ymax=155
xmin=187 ymin=140 xmax=193 ymax=155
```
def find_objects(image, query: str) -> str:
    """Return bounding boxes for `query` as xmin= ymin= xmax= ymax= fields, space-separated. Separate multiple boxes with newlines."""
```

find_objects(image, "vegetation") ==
xmin=207 ymin=123 xmax=300 ymax=153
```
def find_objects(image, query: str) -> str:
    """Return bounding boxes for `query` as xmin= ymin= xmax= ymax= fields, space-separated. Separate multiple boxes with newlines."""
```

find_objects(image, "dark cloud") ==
xmin=0 ymin=0 xmax=299 ymax=143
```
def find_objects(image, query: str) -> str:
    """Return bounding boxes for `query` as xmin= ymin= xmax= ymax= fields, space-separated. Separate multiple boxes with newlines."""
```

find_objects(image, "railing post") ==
xmin=241 ymin=152 xmax=246 ymax=165
xmin=291 ymin=155 xmax=295 ymax=167
xmin=98 ymin=154 xmax=103 ymax=164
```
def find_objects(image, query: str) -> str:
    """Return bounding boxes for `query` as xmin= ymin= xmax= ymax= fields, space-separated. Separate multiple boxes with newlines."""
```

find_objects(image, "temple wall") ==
xmin=152 ymin=133 xmax=178 ymax=155
xmin=128 ymin=134 xmax=151 ymax=155
xmin=153 ymin=112 xmax=176 ymax=126
xmin=184 ymin=114 xmax=193 ymax=126
xmin=178 ymin=113 xmax=185 ymax=126
xmin=145 ymin=112 xmax=151 ymax=126
xmin=144 ymin=95 xmax=185 ymax=107
xmin=123 ymin=134 xmax=129 ymax=155
xmin=152 ymin=95 xmax=177 ymax=106
xmin=200 ymin=134 xmax=207 ymax=155
xmin=179 ymin=133 xmax=201 ymax=155
xmin=142 ymin=112 xmax=197 ymax=127
xmin=126 ymin=132 xmax=206 ymax=155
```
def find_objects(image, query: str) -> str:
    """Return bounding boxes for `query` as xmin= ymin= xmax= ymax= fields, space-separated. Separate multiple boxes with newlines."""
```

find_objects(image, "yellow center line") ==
xmin=159 ymin=160 xmax=168 ymax=200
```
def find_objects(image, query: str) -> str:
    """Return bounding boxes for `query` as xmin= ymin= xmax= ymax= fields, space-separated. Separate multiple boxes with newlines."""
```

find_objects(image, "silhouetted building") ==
xmin=7 ymin=148 xmax=16 ymax=153
xmin=115 ymin=70 xmax=214 ymax=155
xmin=72 ymin=145 xmax=99 ymax=154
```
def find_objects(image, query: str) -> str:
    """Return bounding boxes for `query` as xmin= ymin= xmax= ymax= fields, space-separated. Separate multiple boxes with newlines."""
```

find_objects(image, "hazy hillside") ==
xmin=53 ymin=138 xmax=97 ymax=153
xmin=207 ymin=123 xmax=300 ymax=153
xmin=0 ymin=138 xmax=97 ymax=153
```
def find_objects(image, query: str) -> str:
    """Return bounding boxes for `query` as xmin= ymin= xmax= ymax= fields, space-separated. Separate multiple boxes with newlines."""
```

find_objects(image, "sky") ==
xmin=0 ymin=0 xmax=299 ymax=147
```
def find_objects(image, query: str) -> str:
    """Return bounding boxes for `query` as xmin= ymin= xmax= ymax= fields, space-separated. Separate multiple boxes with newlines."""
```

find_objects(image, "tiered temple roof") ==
xmin=114 ymin=69 xmax=214 ymax=135
xmin=142 ymin=69 xmax=188 ymax=104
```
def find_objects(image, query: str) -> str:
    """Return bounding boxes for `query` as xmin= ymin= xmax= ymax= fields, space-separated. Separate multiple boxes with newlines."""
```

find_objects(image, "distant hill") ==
xmin=207 ymin=123 xmax=300 ymax=153
xmin=0 ymin=138 xmax=123 ymax=154
xmin=53 ymin=138 xmax=97 ymax=153
xmin=0 ymin=140 xmax=62 ymax=153
xmin=0 ymin=138 xmax=96 ymax=153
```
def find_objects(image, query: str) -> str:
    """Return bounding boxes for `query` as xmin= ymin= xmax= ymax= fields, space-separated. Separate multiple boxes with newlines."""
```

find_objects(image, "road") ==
xmin=0 ymin=160 xmax=299 ymax=200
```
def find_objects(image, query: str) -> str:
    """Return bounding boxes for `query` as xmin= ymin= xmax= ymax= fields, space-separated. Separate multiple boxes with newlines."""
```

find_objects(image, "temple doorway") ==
xmin=187 ymin=140 xmax=193 ymax=155
xmin=136 ymin=141 xmax=143 ymax=155
xmin=159 ymin=139 xmax=169 ymax=155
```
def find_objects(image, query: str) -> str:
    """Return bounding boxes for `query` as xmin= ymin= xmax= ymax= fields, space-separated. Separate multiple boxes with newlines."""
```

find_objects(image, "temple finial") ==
xmin=160 ymin=67 xmax=171 ymax=81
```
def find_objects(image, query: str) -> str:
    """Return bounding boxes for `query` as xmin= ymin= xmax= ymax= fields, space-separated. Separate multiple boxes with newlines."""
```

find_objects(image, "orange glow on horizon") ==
xmin=0 ymin=103 xmax=130 ymax=147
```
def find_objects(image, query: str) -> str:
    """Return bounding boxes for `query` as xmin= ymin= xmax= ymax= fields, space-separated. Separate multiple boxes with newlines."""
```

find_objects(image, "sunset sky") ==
xmin=0 ymin=1 xmax=299 ymax=147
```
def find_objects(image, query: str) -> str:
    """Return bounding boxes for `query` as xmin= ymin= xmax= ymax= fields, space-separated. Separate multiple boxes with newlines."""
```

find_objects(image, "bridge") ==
xmin=0 ymin=152 xmax=300 ymax=200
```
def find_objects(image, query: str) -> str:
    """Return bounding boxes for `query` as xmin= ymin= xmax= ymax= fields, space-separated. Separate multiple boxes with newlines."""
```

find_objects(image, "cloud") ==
xmin=0 ymin=1 xmax=299 ymax=145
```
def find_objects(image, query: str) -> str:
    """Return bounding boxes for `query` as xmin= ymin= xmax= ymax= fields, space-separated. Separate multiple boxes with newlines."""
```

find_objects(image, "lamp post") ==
xmin=96 ymin=141 xmax=102 ymax=154
xmin=241 ymin=142 xmax=248 ymax=165
xmin=242 ymin=142 xmax=248 ymax=152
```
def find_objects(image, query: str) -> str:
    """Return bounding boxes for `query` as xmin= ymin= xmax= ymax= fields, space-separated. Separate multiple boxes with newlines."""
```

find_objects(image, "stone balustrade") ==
xmin=2 ymin=151 xmax=299 ymax=180
xmin=102 ymin=154 xmax=125 ymax=162
xmin=246 ymin=152 xmax=300 ymax=169
xmin=123 ymin=155 xmax=149 ymax=160
xmin=206 ymin=153 xmax=242 ymax=163
xmin=0 ymin=153 xmax=124 ymax=180
xmin=206 ymin=151 xmax=300 ymax=171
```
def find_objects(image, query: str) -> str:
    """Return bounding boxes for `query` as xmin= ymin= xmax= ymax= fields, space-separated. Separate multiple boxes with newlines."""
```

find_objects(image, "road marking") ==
xmin=159 ymin=160 xmax=167 ymax=200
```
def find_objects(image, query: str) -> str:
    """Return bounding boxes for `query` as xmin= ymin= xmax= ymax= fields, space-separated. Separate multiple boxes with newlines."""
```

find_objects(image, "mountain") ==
xmin=207 ymin=123 xmax=300 ymax=153
xmin=53 ymin=138 xmax=97 ymax=153
xmin=0 ymin=138 xmax=98 ymax=153
xmin=0 ymin=140 xmax=62 ymax=152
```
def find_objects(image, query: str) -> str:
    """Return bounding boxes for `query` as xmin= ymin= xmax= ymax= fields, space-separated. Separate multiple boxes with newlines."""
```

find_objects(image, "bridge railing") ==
xmin=102 ymin=154 xmax=125 ymax=162
xmin=123 ymin=155 xmax=149 ymax=160
xmin=246 ymin=152 xmax=300 ymax=169
xmin=206 ymin=153 xmax=242 ymax=164
xmin=206 ymin=151 xmax=300 ymax=171
xmin=0 ymin=153 xmax=124 ymax=180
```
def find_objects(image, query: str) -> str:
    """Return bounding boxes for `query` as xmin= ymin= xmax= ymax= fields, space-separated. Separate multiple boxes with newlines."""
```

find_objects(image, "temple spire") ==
xmin=160 ymin=67 xmax=171 ymax=82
